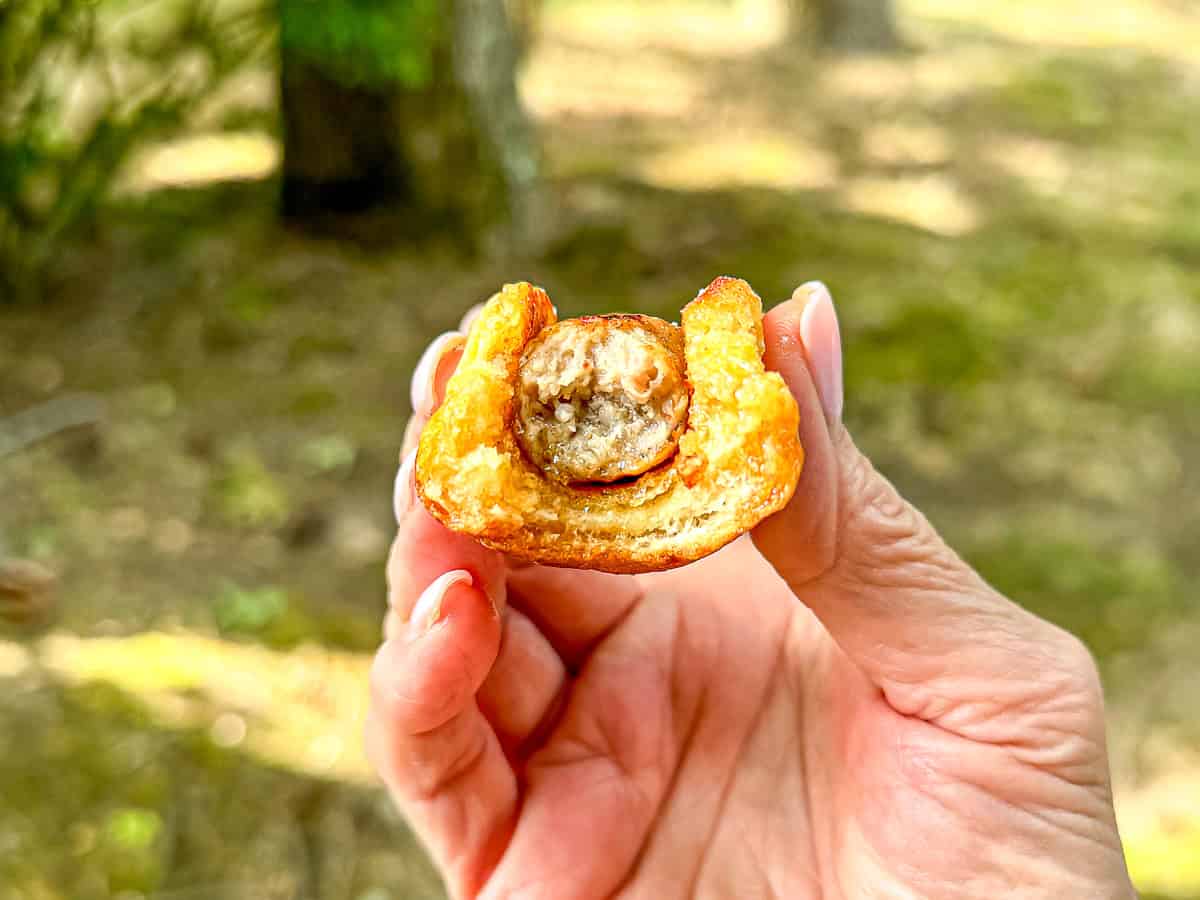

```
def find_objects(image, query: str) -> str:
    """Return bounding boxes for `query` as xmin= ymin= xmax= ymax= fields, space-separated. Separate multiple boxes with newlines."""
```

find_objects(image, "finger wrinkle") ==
xmin=515 ymin=680 xmax=570 ymax=762
xmin=829 ymin=452 xmax=979 ymax=597
xmin=403 ymin=712 xmax=493 ymax=801
xmin=582 ymin=580 xmax=646 ymax=661
xmin=371 ymin=633 xmax=476 ymax=736
xmin=507 ymin=568 xmax=644 ymax=669
xmin=478 ymin=608 xmax=569 ymax=751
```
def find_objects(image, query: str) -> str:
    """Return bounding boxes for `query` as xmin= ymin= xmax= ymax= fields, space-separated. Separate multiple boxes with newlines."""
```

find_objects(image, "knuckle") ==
xmin=408 ymin=725 xmax=489 ymax=800
xmin=1054 ymin=629 xmax=1104 ymax=701
xmin=840 ymin=452 xmax=919 ymax=554
xmin=831 ymin=436 xmax=980 ymax=596
xmin=408 ymin=645 xmax=475 ymax=730
xmin=371 ymin=639 xmax=474 ymax=736
xmin=839 ymin=487 xmax=955 ymax=590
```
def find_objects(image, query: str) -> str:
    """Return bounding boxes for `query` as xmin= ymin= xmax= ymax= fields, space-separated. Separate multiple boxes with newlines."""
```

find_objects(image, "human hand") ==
xmin=367 ymin=285 xmax=1136 ymax=899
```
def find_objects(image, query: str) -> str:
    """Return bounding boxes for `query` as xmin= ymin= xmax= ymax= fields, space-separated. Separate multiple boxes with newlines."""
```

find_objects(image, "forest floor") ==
xmin=2 ymin=0 xmax=1199 ymax=897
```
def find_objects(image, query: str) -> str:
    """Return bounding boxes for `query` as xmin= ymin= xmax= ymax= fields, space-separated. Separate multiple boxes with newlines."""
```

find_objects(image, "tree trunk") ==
xmin=799 ymin=0 xmax=901 ymax=52
xmin=278 ymin=0 xmax=542 ymax=247
xmin=453 ymin=0 xmax=544 ymax=248
xmin=279 ymin=52 xmax=415 ymax=220
xmin=507 ymin=0 xmax=542 ymax=60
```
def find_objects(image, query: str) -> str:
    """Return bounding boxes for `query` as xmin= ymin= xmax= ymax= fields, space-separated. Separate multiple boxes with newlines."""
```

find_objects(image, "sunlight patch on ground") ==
xmin=861 ymin=122 xmax=954 ymax=166
xmin=822 ymin=48 xmax=1005 ymax=105
xmin=981 ymin=134 xmax=1073 ymax=194
xmin=1119 ymin=762 xmax=1200 ymax=895
xmin=820 ymin=57 xmax=914 ymax=102
xmin=1150 ymin=296 xmax=1200 ymax=354
xmin=840 ymin=173 xmax=980 ymax=236
xmin=120 ymin=132 xmax=279 ymax=195
xmin=0 ymin=641 xmax=31 ymax=678
xmin=637 ymin=134 xmax=839 ymax=192
xmin=983 ymin=140 xmax=1183 ymax=235
xmin=910 ymin=0 xmax=1200 ymax=64
xmin=980 ymin=133 xmax=1175 ymax=228
xmin=547 ymin=0 xmax=785 ymax=56
xmin=35 ymin=631 xmax=374 ymax=785
xmin=523 ymin=44 xmax=703 ymax=121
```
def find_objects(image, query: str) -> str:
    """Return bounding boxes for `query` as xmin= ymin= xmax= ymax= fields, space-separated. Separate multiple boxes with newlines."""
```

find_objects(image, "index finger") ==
xmin=399 ymin=332 xmax=466 ymax=457
xmin=397 ymin=302 xmax=483 ymax=456
xmin=389 ymin=452 xmax=508 ymax=619
xmin=391 ymin=322 xmax=506 ymax=616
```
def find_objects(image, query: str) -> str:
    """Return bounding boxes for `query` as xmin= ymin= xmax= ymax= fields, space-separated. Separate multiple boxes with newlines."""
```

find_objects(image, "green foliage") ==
xmin=279 ymin=0 xmax=441 ymax=88
xmin=298 ymin=433 xmax=358 ymax=473
xmin=852 ymin=302 xmax=996 ymax=389
xmin=214 ymin=580 xmax=290 ymax=634
xmin=100 ymin=806 xmax=166 ymax=892
xmin=0 ymin=0 xmax=270 ymax=301
xmin=213 ymin=580 xmax=378 ymax=648
xmin=970 ymin=533 xmax=1179 ymax=663
xmin=212 ymin=445 xmax=292 ymax=528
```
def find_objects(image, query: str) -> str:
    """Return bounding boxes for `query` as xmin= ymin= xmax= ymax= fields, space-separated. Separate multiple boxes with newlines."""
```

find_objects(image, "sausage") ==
xmin=514 ymin=315 xmax=689 ymax=484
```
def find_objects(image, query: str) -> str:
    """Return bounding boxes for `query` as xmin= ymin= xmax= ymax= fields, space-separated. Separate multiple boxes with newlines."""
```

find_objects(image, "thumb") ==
xmin=753 ymin=285 xmax=1097 ymax=730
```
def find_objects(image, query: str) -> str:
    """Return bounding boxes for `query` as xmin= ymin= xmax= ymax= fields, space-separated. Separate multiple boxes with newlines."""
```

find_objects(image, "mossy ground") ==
xmin=2 ymin=0 xmax=1198 ymax=895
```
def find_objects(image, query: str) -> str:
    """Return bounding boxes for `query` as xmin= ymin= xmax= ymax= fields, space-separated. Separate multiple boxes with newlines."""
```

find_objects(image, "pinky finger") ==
xmin=400 ymin=331 xmax=467 ymax=456
xmin=367 ymin=576 xmax=516 ymax=897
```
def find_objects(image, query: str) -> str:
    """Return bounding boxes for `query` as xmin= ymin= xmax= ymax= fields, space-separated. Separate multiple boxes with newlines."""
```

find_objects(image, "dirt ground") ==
xmin=2 ymin=0 xmax=1199 ymax=896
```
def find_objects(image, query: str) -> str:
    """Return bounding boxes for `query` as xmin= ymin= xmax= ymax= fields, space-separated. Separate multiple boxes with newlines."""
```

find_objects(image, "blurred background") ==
xmin=1 ymin=0 xmax=1198 ymax=896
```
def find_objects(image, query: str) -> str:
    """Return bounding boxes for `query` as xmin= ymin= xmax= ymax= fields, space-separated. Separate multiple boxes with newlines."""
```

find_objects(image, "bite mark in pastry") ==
xmin=415 ymin=276 xmax=803 ymax=574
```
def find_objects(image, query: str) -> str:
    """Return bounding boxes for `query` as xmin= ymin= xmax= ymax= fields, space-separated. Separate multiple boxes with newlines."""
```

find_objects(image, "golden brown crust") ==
xmin=415 ymin=277 xmax=804 ymax=574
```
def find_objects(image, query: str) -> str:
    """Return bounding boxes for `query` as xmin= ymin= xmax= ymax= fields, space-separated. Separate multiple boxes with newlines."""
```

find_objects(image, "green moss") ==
xmin=851 ymin=303 xmax=995 ymax=389
xmin=211 ymin=446 xmax=292 ymax=529
xmin=279 ymin=0 xmax=440 ymax=88
xmin=214 ymin=580 xmax=290 ymax=635
xmin=288 ymin=386 xmax=341 ymax=417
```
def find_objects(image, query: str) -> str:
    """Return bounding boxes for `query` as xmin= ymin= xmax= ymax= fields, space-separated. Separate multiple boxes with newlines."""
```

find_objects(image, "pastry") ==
xmin=415 ymin=276 xmax=803 ymax=573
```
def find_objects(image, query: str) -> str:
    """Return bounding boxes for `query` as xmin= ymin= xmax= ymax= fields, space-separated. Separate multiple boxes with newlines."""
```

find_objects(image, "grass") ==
xmin=1 ymin=0 xmax=1199 ymax=895
xmin=0 ymin=647 xmax=442 ymax=900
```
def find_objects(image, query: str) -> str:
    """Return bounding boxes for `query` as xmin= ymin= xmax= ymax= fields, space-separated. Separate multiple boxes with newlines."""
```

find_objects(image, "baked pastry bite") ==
xmin=415 ymin=276 xmax=803 ymax=573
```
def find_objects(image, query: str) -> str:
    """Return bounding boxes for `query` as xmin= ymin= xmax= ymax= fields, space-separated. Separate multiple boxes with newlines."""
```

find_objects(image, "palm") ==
xmin=500 ymin=537 xmax=1126 ymax=898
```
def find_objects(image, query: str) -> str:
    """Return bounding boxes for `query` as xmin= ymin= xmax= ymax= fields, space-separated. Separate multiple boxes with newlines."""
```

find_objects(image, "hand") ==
xmin=367 ymin=285 xmax=1136 ymax=899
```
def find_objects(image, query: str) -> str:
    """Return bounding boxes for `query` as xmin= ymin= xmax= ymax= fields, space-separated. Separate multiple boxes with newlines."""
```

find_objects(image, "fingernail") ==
xmin=399 ymin=413 xmax=423 ymax=457
xmin=796 ymin=281 xmax=844 ymax=426
xmin=393 ymin=448 xmax=417 ymax=525
xmin=458 ymin=303 xmax=484 ymax=333
xmin=408 ymin=570 xmax=473 ymax=639
xmin=383 ymin=609 xmax=402 ymax=642
xmin=410 ymin=331 xmax=463 ymax=419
